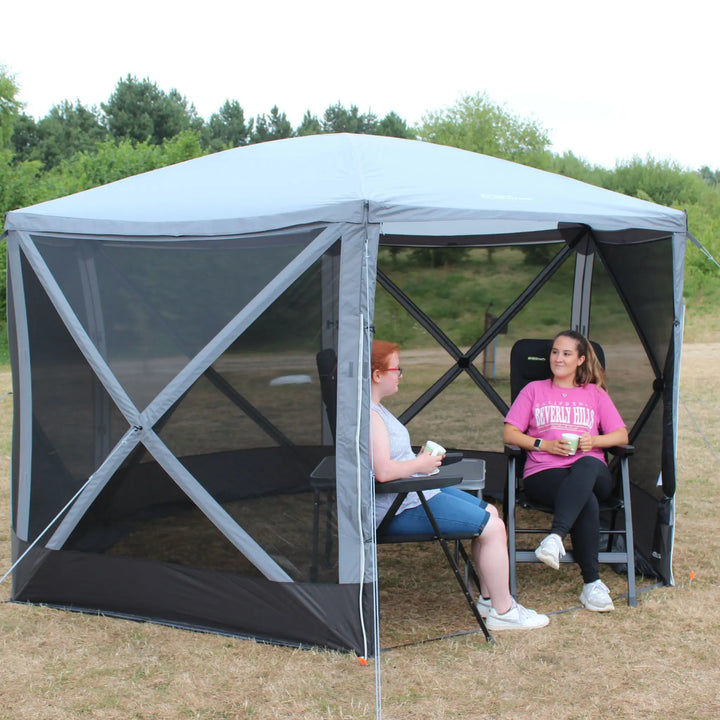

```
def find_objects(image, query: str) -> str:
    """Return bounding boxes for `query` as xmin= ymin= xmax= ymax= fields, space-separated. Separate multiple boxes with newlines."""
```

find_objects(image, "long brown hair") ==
xmin=554 ymin=330 xmax=607 ymax=390
xmin=371 ymin=339 xmax=399 ymax=374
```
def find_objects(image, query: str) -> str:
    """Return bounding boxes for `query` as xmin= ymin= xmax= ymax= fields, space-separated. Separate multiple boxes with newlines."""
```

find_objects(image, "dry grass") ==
xmin=2 ymin=338 xmax=720 ymax=719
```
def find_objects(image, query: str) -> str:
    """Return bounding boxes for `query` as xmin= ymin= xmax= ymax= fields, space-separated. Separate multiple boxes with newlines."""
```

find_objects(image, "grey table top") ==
xmin=311 ymin=455 xmax=485 ymax=493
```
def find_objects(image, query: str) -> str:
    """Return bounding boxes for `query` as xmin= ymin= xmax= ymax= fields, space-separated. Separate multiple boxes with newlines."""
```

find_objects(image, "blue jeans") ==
xmin=384 ymin=486 xmax=491 ymax=536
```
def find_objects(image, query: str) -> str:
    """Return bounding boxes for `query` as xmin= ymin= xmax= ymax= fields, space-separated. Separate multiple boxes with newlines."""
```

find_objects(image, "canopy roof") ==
xmin=6 ymin=133 xmax=686 ymax=238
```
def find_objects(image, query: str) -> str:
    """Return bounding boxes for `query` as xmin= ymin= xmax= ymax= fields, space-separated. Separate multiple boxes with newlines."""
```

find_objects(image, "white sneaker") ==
xmin=476 ymin=596 xmax=492 ymax=617
xmin=478 ymin=596 xmax=544 ymax=620
xmin=486 ymin=601 xmax=549 ymax=631
xmin=579 ymin=580 xmax=615 ymax=612
xmin=535 ymin=533 xmax=566 ymax=570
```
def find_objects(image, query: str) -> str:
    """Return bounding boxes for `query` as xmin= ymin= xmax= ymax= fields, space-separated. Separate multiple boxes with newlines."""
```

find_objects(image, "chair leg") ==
xmin=435 ymin=535 xmax=493 ymax=643
xmin=506 ymin=456 xmax=518 ymax=600
xmin=620 ymin=457 xmax=637 ymax=607
xmin=417 ymin=492 xmax=494 ymax=643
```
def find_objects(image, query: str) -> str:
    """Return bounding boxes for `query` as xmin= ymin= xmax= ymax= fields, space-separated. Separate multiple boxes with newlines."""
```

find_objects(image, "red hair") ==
xmin=371 ymin=340 xmax=399 ymax=374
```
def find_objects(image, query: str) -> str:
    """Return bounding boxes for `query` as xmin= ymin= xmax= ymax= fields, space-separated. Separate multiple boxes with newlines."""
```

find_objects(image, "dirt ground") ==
xmin=0 ymin=342 xmax=719 ymax=719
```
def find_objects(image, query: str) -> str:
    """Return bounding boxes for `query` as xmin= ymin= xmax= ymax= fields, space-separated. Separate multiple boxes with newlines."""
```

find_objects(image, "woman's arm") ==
xmin=578 ymin=387 xmax=629 ymax=452
xmin=503 ymin=422 xmax=537 ymax=451
xmin=504 ymin=423 xmax=567 ymax=456
xmin=371 ymin=410 xmax=441 ymax=482
xmin=579 ymin=426 xmax=629 ymax=453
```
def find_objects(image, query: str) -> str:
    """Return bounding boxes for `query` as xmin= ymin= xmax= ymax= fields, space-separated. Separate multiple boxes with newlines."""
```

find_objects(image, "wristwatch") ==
xmin=533 ymin=438 xmax=542 ymax=450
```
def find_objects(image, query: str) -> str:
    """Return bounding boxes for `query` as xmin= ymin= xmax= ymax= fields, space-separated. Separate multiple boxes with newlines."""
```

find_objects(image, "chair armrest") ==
xmin=607 ymin=444 xmax=635 ymax=458
xmin=442 ymin=451 xmax=463 ymax=465
xmin=375 ymin=474 xmax=462 ymax=494
xmin=504 ymin=443 xmax=634 ymax=458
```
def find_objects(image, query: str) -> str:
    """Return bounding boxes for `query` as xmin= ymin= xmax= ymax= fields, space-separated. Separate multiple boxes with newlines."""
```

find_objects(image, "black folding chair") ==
xmin=504 ymin=338 xmax=637 ymax=606
xmin=313 ymin=349 xmax=493 ymax=641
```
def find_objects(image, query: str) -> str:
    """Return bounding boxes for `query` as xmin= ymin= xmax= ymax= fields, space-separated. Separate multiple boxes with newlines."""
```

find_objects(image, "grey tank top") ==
xmin=371 ymin=402 xmax=439 ymax=526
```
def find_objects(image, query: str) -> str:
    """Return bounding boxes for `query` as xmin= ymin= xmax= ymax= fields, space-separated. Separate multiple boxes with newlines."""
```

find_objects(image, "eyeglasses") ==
xmin=385 ymin=367 xmax=403 ymax=376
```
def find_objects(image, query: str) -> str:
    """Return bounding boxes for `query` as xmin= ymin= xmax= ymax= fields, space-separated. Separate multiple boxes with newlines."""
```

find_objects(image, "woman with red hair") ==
xmin=371 ymin=339 xmax=548 ymax=631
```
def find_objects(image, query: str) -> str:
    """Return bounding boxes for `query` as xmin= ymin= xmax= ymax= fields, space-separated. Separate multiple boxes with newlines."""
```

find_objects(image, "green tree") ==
xmin=321 ymin=103 xmax=377 ymax=134
xmin=296 ymin=107 xmax=412 ymax=138
xmin=0 ymin=65 xmax=22 ymax=147
xmin=698 ymin=165 xmax=720 ymax=187
xmin=250 ymin=105 xmax=293 ymax=143
xmin=10 ymin=113 xmax=41 ymax=162
xmin=0 ymin=148 xmax=44 ymax=222
xmin=202 ymin=100 xmax=252 ymax=151
xmin=160 ymin=129 xmax=205 ymax=166
xmin=607 ymin=156 xmax=704 ymax=207
xmin=0 ymin=68 xmax=44 ymax=221
xmin=418 ymin=92 xmax=552 ymax=167
xmin=547 ymin=150 xmax=612 ymax=186
xmin=41 ymin=130 xmax=206 ymax=198
xmin=296 ymin=110 xmax=322 ymax=136
xmin=1 ymin=68 xmax=45 ymax=341
xmin=375 ymin=111 xmax=415 ymax=139
xmin=23 ymin=100 xmax=108 ymax=169
xmin=102 ymin=75 xmax=201 ymax=145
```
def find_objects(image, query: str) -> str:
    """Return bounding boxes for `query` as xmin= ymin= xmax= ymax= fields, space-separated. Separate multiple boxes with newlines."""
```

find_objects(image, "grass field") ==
xmin=1 ymin=322 xmax=719 ymax=719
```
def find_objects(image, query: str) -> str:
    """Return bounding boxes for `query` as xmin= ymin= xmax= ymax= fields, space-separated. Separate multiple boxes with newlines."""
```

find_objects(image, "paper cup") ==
xmin=424 ymin=440 xmax=446 ymax=457
xmin=561 ymin=433 xmax=580 ymax=455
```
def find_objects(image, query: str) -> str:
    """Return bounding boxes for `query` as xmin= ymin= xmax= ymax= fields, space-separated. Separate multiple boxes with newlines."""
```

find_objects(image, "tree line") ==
xmin=1 ymin=69 xmax=719 ymax=345
xmin=8 ymin=74 xmax=415 ymax=170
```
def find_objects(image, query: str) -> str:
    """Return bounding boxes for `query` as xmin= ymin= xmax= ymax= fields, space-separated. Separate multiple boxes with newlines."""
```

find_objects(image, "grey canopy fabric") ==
xmin=6 ymin=132 xmax=685 ymax=237
xmin=4 ymin=133 xmax=687 ymax=655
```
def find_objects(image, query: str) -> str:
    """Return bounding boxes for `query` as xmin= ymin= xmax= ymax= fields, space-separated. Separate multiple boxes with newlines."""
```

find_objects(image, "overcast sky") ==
xmin=3 ymin=0 xmax=716 ymax=171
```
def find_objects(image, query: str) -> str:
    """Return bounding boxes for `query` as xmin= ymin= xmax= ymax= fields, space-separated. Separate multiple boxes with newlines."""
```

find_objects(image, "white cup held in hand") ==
xmin=561 ymin=433 xmax=580 ymax=455
xmin=424 ymin=440 xmax=446 ymax=457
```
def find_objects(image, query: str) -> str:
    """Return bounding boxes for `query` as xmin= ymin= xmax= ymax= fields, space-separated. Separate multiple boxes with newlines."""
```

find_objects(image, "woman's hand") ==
xmin=546 ymin=433 xmax=593 ymax=455
xmin=543 ymin=438 xmax=577 ymax=456
xmin=415 ymin=450 xmax=443 ymax=475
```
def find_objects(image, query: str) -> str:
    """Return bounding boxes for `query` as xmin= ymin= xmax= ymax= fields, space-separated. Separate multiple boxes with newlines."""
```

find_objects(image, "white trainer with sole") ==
xmin=485 ymin=601 xmax=549 ymax=630
xmin=535 ymin=533 xmax=566 ymax=570
xmin=579 ymin=579 xmax=615 ymax=612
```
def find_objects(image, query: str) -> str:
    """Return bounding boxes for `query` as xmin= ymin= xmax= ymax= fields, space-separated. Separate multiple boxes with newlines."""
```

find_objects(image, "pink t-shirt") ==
xmin=504 ymin=379 xmax=626 ymax=478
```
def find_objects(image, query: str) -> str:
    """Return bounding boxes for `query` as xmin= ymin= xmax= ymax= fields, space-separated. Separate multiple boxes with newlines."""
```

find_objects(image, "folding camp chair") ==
xmin=504 ymin=338 xmax=637 ymax=606
xmin=312 ymin=349 xmax=493 ymax=641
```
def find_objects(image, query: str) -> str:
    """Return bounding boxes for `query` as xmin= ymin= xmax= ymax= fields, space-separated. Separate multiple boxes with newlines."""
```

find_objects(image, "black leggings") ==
xmin=523 ymin=456 xmax=613 ymax=584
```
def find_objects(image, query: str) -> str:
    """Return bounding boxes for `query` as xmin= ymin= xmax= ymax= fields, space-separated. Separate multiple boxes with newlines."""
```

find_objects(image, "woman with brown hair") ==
xmin=503 ymin=330 xmax=629 ymax=612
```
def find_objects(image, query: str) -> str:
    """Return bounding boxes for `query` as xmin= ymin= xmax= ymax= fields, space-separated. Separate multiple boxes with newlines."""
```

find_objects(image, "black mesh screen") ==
xmin=32 ymin=230 xmax=323 ymax=410
xmin=21 ymin=253 xmax=129 ymax=541
xmin=597 ymin=236 xmax=675 ymax=366
xmin=25 ymin=234 xmax=341 ymax=584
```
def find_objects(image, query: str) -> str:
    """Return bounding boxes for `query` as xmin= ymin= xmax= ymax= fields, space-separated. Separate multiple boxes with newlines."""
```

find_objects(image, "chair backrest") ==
xmin=316 ymin=348 xmax=338 ymax=442
xmin=510 ymin=337 xmax=605 ymax=402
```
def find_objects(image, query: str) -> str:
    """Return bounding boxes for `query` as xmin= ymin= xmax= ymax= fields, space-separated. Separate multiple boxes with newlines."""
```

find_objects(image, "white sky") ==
xmin=2 ymin=0 xmax=717 ymax=170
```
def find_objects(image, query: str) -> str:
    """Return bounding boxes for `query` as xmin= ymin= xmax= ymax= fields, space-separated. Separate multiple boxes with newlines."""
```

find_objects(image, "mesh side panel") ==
xmin=590 ymin=254 xmax=657 ymax=431
xmin=52 ymin=239 xmax=341 ymax=585
xmin=591 ymin=242 xmax=670 ymax=505
xmin=31 ymin=229 xmax=323 ymax=409
xmin=21 ymin=253 xmax=130 ymax=541
xmin=597 ymin=237 xmax=675 ymax=364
